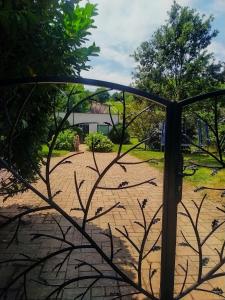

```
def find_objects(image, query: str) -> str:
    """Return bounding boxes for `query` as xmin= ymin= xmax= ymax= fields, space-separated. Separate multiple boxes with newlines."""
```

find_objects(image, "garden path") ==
xmin=0 ymin=146 xmax=224 ymax=300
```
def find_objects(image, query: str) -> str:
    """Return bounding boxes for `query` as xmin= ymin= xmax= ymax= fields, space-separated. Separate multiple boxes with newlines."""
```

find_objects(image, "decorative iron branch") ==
xmin=49 ymin=152 xmax=83 ymax=174
xmin=177 ymin=193 xmax=225 ymax=299
xmin=0 ymin=81 xmax=167 ymax=300
xmin=97 ymin=178 xmax=157 ymax=190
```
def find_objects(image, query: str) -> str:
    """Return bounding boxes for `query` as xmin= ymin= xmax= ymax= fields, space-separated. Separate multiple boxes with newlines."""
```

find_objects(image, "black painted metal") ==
xmin=0 ymin=77 xmax=225 ymax=299
xmin=160 ymin=102 xmax=183 ymax=300
xmin=0 ymin=76 xmax=170 ymax=107
xmin=179 ymin=89 xmax=225 ymax=107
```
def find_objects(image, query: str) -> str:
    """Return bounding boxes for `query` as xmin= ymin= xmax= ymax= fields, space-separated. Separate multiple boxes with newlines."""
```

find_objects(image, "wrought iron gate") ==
xmin=0 ymin=77 xmax=224 ymax=300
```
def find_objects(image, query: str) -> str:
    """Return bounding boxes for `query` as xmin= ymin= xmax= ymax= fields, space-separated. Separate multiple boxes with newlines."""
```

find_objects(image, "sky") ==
xmin=81 ymin=0 xmax=225 ymax=86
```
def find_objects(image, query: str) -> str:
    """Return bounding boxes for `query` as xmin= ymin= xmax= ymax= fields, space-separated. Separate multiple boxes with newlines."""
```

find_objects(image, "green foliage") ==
xmin=0 ymin=1 xmax=99 ymax=78
xmin=46 ymin=116 xmax=84 ymax=143
xmin=46 ymin=117 xmax=71 ymax=143
xmin=41 ymin=145 xmax=69 ymax=157
xmin=0 ymin=0 xmax=99 ymax=192
xmin=85 ymin=132 xmax=114 ymax=152
xmin=133 ymin=1 xmax=225 ymax=100
xmin=113 ymin=138 xmax=225 ymax=187
xmin=93 ymin=88 xmax=110 ymax=103
xmin=56 ymin=84 xmax=92 ymax=113
xmin=54 ymin=129 xmax=75 ymax=151
xmin=108 ymin=124 xmax=130 ymax=144
xmin=126 ymin=99 xmax=165 ymax=149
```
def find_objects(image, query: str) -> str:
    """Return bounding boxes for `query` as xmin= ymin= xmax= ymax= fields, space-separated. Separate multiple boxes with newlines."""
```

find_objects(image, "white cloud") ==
xmin=208 ymin=41 xmax=225 ymax=62
xmin=99 ymin=47 xmax=134 ymax=69
xmin=82 ymin=64 xmax=132 ymax=86
xmin=90 ymin=0 xmax=192 ymax=49
xmin=84 ymin=0 xmax=225 ymax=85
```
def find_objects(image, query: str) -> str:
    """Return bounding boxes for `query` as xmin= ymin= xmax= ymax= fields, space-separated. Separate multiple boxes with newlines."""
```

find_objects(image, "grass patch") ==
xmin=113 ymin=139 xmax=225 ymax=186
xmin=40 ymin=144 xmax=69 ymax=157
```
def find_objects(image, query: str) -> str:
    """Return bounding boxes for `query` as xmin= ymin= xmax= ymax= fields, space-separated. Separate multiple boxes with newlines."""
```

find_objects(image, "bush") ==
xmin=46 ymin=117 xmax=71 ymax=143
xmin=108 ymin=124 xmax=130 ymax=144
xmin=46 ymin=117 xmax=84 ymax=143
xmin=85 ymin=132 xmax=113 ymax=152
xmin=54 ymin=129 xmax=75 ymax=151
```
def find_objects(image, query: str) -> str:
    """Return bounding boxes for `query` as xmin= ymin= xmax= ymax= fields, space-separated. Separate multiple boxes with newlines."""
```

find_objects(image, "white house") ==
xmin=57 ymin=111 xmax=119 ymax=135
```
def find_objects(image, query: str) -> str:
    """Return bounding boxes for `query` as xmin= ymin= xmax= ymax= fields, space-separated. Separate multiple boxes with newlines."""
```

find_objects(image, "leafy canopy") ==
xmin=133 ymin=1 xmax=225 ymax=100
xmin=0 ymin=0 xmax=99 ymax=194
xmin=0 ymin=0 xmax=99 ymax=78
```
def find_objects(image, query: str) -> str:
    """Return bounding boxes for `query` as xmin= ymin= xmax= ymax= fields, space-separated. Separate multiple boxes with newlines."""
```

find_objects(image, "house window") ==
xmin=97 ymin=125 xmax=109 ymax=135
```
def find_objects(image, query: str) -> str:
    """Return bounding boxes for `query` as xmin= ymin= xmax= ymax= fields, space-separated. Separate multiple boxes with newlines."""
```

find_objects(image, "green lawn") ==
xmin=40 ymin=145 xmax=69 ymax=157
xmin=113 ymin=139 xmax=225 ymax=186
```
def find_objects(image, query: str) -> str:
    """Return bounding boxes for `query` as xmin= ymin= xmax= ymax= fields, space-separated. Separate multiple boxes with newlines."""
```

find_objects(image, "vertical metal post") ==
xmin=160 ymin=102 xmax=183 ymax=300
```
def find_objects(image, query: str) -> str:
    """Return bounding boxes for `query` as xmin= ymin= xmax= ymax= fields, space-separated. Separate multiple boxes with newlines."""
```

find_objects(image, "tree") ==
xmin=126 ymin=99 xmax=164 ymax=149
xmin=0 ymin=0 xmax=99 ymax=196
xmin=0 ymin=0 xmax=99 ymax=78
xmin=132 ymin=1 xmax=225 ymax=100
xmin=93 ymin=88 xmax=110 ymax=103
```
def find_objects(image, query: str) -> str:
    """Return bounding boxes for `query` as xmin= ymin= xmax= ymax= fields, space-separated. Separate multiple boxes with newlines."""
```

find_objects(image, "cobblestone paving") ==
xmin=0 ymin=147 xmax=224 ymax=299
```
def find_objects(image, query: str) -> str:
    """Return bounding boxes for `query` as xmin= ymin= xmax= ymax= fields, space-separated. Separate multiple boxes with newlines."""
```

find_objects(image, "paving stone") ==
xmin=0 ymin=146 xmax=224 ymax=299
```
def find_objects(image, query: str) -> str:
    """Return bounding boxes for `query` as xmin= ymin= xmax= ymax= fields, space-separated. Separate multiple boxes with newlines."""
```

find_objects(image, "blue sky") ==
xmin=81 ymin=0 xmax=225 ymax=85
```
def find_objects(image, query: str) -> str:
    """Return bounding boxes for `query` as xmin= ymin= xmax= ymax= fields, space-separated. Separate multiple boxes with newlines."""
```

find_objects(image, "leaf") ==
xmin=3 ymin=195 xmax=10 ymax=202
xmin=70 ymin=208 xmax=83 ymax=211
xmin=118 ymin=181 xmax=129 ymax=188
xmin=117 ymin=204 xmax=126 ymax=210
xmin=212 ymin=219 xmax=219 ymax=229
xmin=152 ymin=218 xmax=160 ymax=224
xmin=101 ymin=232 xmax=110 ymax=238
xmin=142 ymin=198 xmax=148 ymax=209
xmin=149 ymin=180 xmax=157 ymax=186
xmin=194 ymin=186 xmax=206 ymax=192
xmin=179 ymin=242 xmax=189 ymax=247
xmin=21 ymin=119 xmax=28 ymax=129
xmin=211 ymin=168 xmax=219 ymax=176
xmin=30 ymin=234 xmax=41 ymax=241
xmin=152 ymin=245 xmax=161 ymax=252
xmin=18 ymin=205 xmax=31 ymax=210
xmin=202 ymin=257 xmax=209 ymax=266
xmin=212 ymin=287 xmax=224 ymax=295
xmin=178 ymin=212 xmax=188 ymax=217
xmin=221 ymin=191 xmax=225 ymax=197
xmin=95 ymin=207 xmax=103 ymax=216
xmin=62 ymin=160 xmax=72 ymax=165
xmin=150 ymin=269 xmax=157 ymax=278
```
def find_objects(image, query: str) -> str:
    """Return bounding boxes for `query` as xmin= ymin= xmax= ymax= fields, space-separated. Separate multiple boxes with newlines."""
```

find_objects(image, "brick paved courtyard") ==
xmin=0 ymin=147 xmax=224 ymax=299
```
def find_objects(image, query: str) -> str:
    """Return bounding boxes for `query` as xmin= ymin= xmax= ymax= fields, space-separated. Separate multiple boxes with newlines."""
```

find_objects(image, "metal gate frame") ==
xmin=0 ymin=76 xmax=225 ymax=300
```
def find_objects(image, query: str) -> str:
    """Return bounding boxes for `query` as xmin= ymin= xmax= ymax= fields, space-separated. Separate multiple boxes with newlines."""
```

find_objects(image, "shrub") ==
xmin=54 ymin=129 xmax=75 ymax=151
xmin=85 ymin=132 xmax=113 ymax=152
xmin=46 ymin=117 xmax=71 ymax=142
xmin=108 ymin=124 xmax=130 ymax=144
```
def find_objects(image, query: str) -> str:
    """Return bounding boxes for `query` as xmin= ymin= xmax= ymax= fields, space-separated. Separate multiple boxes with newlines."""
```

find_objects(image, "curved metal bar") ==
xmin=179 ymin=89 xmax=225 ymax=107
xmin=0 ymin=76 xmax=170 ymax=107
